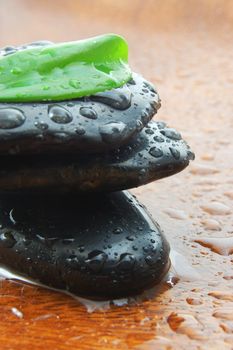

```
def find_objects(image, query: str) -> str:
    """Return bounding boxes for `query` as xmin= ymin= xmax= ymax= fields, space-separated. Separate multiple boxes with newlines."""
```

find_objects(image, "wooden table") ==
xmin=0 ymin=1 xmax=233 ymax=349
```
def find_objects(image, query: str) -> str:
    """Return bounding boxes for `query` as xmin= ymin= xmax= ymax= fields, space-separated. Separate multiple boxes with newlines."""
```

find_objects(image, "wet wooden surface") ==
xmin=0 ymin=1 xmax=233 ymax=349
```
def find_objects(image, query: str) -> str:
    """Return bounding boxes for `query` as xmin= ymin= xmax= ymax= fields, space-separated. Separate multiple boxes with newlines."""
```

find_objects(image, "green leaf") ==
xmin=0 ymin=34 xmax=132 ymax=102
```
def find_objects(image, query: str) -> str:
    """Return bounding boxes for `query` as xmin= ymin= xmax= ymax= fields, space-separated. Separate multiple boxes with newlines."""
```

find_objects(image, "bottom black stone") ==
xmin=0 ymin=191 xmax=170 ymax=299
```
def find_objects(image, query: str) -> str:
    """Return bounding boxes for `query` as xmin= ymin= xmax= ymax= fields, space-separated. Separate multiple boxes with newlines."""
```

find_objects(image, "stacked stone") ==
xmin=0 ymin=42 xmax=194 ymax=299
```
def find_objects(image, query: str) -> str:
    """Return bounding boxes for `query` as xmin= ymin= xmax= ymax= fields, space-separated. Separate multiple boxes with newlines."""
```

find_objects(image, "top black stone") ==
xmin=0 ymin=42 xmax=160 ymax=155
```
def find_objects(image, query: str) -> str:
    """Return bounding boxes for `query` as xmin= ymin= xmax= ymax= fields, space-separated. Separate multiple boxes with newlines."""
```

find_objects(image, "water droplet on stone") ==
xmin=153 ymin=135 xmax=164 ymax=142
xmin=85 ymin=250 xmax=107 ymax=272
xmin=160 ymin=128 xmax=181 ymax=140
xmin=126 ymin=235 xmax=134 ymax=241
xmin=169 ymin=147 xmax=180 ymax=159
xmin=157 ymin=121 xmax=167 ymax=129
xmin=145 ymin=128 xmax=154 ymax=135
xmin=187 ymin=151 xmax=195 ymax=161
xmin=145 ymin=255 xmax=157 ymax=266
xmin=0 ymin=231 xmax=16 ymax=248
xmin=0 ymin=108 xmax=25 ymax=129
xmin=75 ymin=127 xmax=85 ymax=135
xmin=136 ymin=120 xmax=143 ymax=131
xmin=48 ymin=105 xmax=72 ymax=124
xmin=91 ymin=86 xmax=132 ymax=110
xmin=149 ymin=147 xmax=163 ymax=158
xmin=117 ymin=253 xmax=135 ymax=270
xmin=113 ymin=227 xmax=123 ymax=234
xmin=35 ymin=121 xmax=49 ymax=131
xmin=99 ymin=122 xmax=127 ymax=144
xmin=79 ymin=107 xmax=97 ymax=120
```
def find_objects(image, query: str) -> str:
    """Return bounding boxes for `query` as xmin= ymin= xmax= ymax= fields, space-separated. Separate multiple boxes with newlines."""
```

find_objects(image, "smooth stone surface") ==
xmin=0 ymin=121 xmax=194 ymax=194
xmin=0 ymin=191 xmax=170 ymax=299
xmin=0 ymin=41 xmax=160 ymax=155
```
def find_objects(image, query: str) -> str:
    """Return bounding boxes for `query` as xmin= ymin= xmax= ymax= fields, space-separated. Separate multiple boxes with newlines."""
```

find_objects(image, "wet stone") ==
xmin=0 ymin=121 xmax=194 ymax=194
xmin=0 ymin=191 xmax=170 ymax=299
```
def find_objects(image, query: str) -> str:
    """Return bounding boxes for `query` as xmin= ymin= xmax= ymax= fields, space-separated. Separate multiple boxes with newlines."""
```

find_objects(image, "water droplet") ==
xmin=113 ymin=227 xmax=123 ymax=234
xmin=201 ymin=202 xmax=231 ymax=215
xmin=136 ymin=120 xmax=143 ymax=131
xmin=160 ymin=128 xmax=181 ymax=140
xmin=35 ymin=121 xmax=49 ymax=131
xmin=167 ymin=312 xmax=206 ymax=340
xmin=69 ymin=79 xmax=81 ymax=89
xmin=78 ymin=245 xmax=85 ymax=253
xmin=186 ymin=298 xmax=202 ymax=305
xmin=170 ymin=250 xmax=200 ymax=281
xmin=67 ymin=102 xmax=75 ymax=107
xmin=0 ymin=231 xmax=16 ymax=248
xmin=75 ymin=127 xmax=85 ymax=135
xmin=48 ymin=105 xmax=72 ymax=124
xmin=208 ymin=291 xmax=233 ymax=302
xmin=85 ymin=250 xmax=107 ymax=272
xmin=66 ymin=255 xmax=79 ymax=268
xmin=11 ymin=307 xmax=23 ymax=319
xmin=28 ymin=40 xmax=53 ymax=47
xmin=149 ymin=147 xmax=163 ymax=158
xmin=153 ymin=135 xmax=164 ymax=142
xmin=187 ymin=151 xmax=195 ymax=161
xmin=0 ymin=108 xmax=25 ymax=129
xmin=157 ymin=121 xmax=167 ymax=129
xmin=145 ymin=128 xmax=154 ymax=135
xmin=213 ymin=309 xmax=233 ymax=321
xmin=10 ymin=67 xmax=22 ymax=75
xmin=3 ymin=46 xmax=17 ymax=55
xmin=79 ymin=107 xmax=97 ymax=120
xmin=194 ymin=236 xmax=233 ymax=255
xmin=169 ymin=147 xmax=180 ymax=159
xmin=201 ymin=218 xmax=221 ymax=231
xmin=117 ymin=253 xmax=135 ymax=270
xmin=164 ymin=208 xmax=187 ymax=220
xmin=91 ymin=86 xmax=132 ymax=110
xmin=126 ymin=235 xmax=134 ymax=241
xmin=99 ymin=121 xmax=127 ymax=144
xmin=145 ymin=255 xmax=157 ymax=266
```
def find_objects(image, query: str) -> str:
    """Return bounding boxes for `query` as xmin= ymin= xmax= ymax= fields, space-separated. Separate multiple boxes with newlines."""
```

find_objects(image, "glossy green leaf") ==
xmin=0 ymin=34 xmax=132 ymax=102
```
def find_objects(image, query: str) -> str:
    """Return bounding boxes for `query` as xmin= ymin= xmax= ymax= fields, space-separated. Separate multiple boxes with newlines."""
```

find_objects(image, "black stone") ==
xmin=0 ymin=191 xmax=170 ymax=299
xmin=0 ymin=41 xmax=160 ymax=155
xmin=0 ymin=121 xmax=194 ymax=194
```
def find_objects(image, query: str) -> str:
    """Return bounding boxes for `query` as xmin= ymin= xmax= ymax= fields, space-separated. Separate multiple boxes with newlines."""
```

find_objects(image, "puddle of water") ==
xmin=0 ymin=248 xmax=201 ymax=312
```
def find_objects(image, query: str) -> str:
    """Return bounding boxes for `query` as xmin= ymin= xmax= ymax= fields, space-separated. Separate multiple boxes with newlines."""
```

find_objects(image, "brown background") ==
xmin=0 ymin=1 xmax=233 ymax=349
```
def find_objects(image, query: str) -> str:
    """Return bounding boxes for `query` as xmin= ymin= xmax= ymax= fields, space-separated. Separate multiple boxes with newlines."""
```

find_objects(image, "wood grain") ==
xmin=0 ymin=1 xmax=233 ymax=349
